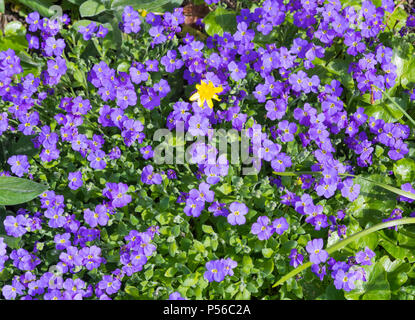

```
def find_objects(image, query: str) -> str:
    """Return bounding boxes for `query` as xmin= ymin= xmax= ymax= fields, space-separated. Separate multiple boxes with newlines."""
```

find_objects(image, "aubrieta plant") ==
xmin=0 ymin=0 xmax=414 ymax=300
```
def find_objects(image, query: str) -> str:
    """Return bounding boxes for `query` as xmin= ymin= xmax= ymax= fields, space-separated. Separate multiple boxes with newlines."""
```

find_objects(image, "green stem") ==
xmin=373 ymin=85 xmax=415 ymax=129
xmin=273 ymin=217 xmax=415 ymax=288
xmin=273 ymin=171 xmax=415 ymax=201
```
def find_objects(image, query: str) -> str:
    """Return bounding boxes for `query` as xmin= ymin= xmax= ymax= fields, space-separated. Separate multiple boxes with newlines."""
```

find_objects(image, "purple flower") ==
xmin=140 ymin=145 xmax=154 ymax=160
xmin=141 ymin=165 xmax=162 ymax=185
xmin=333 ymin=269 xmax=356 ymax=292
xmin=98 ymin=275 xmax=121 ymax=295
xmin=103 ymin=182 xmax=132 ymax=208
xmin=87 ymin=150 xmax=107 ymax=170
xmin=228 ymin=61 xmax=247 ymax=81
xmin=306 ymin=239 xmax=329 ymax=264
xmin=54 ymin=233 xmax=71 ymax=250
xmin=355 ymin=247 xmax=375 ymax=266
xmin=289 ymin=249 xmax=304 ymax=268
xmin=44 ymin=37 xmax=65 ymax=57
xmin=184 ymin=198 xmax=205 ymax=217
xmin=204 ymin=260 xmax=225 ymax=282
xmin=278 ymin=120 xmax=297 ymax=142
xmin=4 ymin=215 xmax=27 ymax=237
xmin=227 ymin=202 xmax=248 ymax=225
xmin=251 ymin=216 xmax=273 ymax=240
xmin=7 ymin=155 xmax=30 ymax=177
xmin=271 ymin=153 xmax=292 ymax=172
xmin=189 ymin=182 xmax=215 ymax=203
xmin=169 ymin=292 xmax=186 ymax=300
xmin=161 ymin=50 xmax=183 ymax=73
xmin=272 ymin=217 xmax=289 ymax=235
xmin=68 ymin=171 xmax=83 ymax=190
xmin=341 ymin=178 xmax=360 ymax=201
xmin=78 ymin=22 xmax=97 ymax=40
xmin=79 ymin=245 xmax=103 ymax=271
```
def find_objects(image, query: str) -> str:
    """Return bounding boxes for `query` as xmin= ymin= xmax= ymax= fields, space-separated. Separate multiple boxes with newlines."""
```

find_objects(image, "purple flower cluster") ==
xmin=251 ymin=216 xmax=289 ymax=240
xmin=204 ymin=258 xmax=237 ymax=282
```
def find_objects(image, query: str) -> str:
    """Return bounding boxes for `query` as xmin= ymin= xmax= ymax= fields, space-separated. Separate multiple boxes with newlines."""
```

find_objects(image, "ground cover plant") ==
xmin=0 ymin=0 xmax=415 ymax=300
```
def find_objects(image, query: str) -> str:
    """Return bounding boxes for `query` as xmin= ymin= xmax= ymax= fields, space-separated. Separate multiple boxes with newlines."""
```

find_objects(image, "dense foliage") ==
xmin=0 ymin=0 xmax=415 ymax=300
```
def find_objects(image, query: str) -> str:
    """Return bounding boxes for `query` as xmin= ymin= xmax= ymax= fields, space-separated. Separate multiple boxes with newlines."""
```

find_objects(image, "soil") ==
xmin=0 ymin=3 xmax=24 ymax=32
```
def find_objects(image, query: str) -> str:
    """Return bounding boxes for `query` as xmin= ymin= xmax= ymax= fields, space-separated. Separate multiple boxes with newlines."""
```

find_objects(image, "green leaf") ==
xmin=0 ymin=0 xmax=4 ymax=13
xmin=386 ymin=6 xmax=408 ymax=32
xmin=325 ymin=58 xmax=354 ymax=91
xmin=4 ymin=21 xmax=26 ymax=37
xmin=10 ymin=135 xmax=38 ymax=158
xmin=79 ymin=0 xmax=107 ymax=17
xmin=273 ymin=217 xmax=415 ymax=288
xmin=393 ymin=158 xmax=415 ymax=183
xmin=111 ymin=0 xmax=183 ymax=13
xmin=202 ymin=225 xmax=214 ymax=234
xmin=125 ymin=285 xmax=140 ymax=298
xmin=345 ymin=260 xmax=391 ymax=300
xmin=16 ymin=0 xmax=55 ymax=17
xmin=204 ymin=8 xmax=237 ymax=37
xmin=0 ymin=177 xmax=49 ymax=206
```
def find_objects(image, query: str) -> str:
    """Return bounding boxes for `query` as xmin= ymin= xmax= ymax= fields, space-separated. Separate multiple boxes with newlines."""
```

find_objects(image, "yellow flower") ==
xmin=138 ymin=9 xmax=148 ymax=17
xmin=189 ymin=80 xmax=223 ymax=109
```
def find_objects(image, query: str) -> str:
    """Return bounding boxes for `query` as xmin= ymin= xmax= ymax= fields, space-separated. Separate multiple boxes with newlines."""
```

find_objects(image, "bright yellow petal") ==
xmin=207 ymin=99 xmax=213 ymax=109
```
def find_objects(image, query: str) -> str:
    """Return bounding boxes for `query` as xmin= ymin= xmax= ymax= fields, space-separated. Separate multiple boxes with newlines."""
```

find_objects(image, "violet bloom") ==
xmin=44 ymin=37 xmax=65 ymax=57
xmin=311 ymin=263 xmax=327 ymax=281
xmin=251 ymin=216 xmax=273 ymax=240
xmin=184 ymin=198 xmax=205 ymax=217
xmin=169 ymin=292 xmax=186 ymax=300
xmin=271 ymin=153 xmax=292 ymax=172
xmin=189 ymin=182 xmax=215 ymax=203
xmin=68 ymin=171 xmax=83 ymax=190
xmin=333 ymin=269 xmax=356 ymax=292
xmin=87 ymin=150 xmax=107 ymax=170
xmin=80 ymin=245 xmax=103 ymax=271
xmin=306 ymin=238 xmax=329 ymax=264
xmin=54 ymin=233 xmax=71 ymax=250
xmin=272 ymin=217 xmax=289 ymax=235
xmin=140 ymin=145 xmax=154 ymax=160
xmin=98 ymin=275 xmax=121 ymax=295
xmin=341 ymin=178 xmax=360 ymax=201
xmin=26 ymin=11 xmax=41 ymax=32
xmin=278 ymin=120 xmax=297 ymax=142
xmin=7 ymin=155 xmax=30 ymax=177
xmin=204 ymin=260 xmax=225 ymax=282
xmin=4 ymin=215 xmax=27 ymax=237
xmin=289 ymin=249 xmax=304 ymax=268
xmin=103 ymin=182 xmax=132 ymax=208
xmin=355 ymin=247 xmax=375 ymax=266
xmin=398 ymin=183 xmax=415 ymax=203
xmin=188 ymin=115 xmax=209 ymax=137
xmin=141 ymin=165 xmax=162 ymax=185
xmin=84 ymin=207 xmax=109 ymax=228
xmin=227 ymin=202 xmax=248 ymax=225
xmin=78 ymin=22 xmax=97 ymax=40
xmin=228 ymin=61 xmax=247 ymax=81
xmin=161 ymin=50 xmax=183 ymax=73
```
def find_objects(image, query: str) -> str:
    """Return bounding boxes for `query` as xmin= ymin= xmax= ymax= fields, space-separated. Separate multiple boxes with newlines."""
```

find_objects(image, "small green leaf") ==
xmin=17 ymin=0 xmax=55 ymax=17
xmin=393 ymin=158 xmax=415 ymax=182
xmin=202 ymin=225 xmax=214 ymax=234
xmin=204 ymin=8 xmax=237 ymax=37
xmin=0 ymin=177 xmax=48 ymax=206
xmin=125 ymin=285 xmax=140 ymax=298
xmin=79 ymin=0 xmax=107 ymax=17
